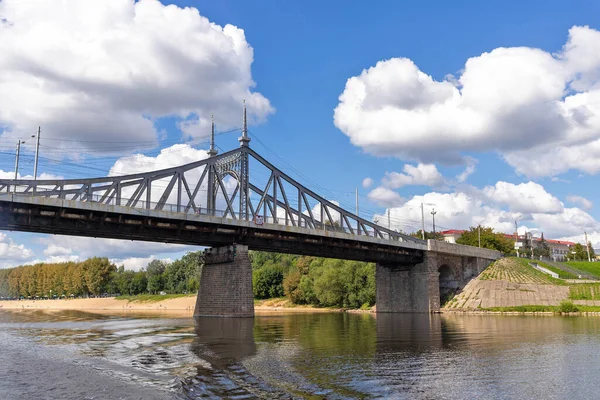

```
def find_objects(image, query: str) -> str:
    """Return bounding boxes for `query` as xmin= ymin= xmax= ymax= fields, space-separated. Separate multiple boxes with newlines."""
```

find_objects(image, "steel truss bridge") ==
xmin=0 ymin=126 xmax=426 ymax=265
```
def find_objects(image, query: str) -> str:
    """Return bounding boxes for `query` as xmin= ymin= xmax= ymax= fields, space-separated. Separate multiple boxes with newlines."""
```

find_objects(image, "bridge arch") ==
xmin=438 ymin=264 xmax=459 ymax=305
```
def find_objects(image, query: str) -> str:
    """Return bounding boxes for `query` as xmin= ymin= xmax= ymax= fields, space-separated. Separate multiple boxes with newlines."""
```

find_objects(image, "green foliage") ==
xmin=0 ymin=251 xmax=203 ymax=298
xmin=82 ymin=257 xmax=116 ymax=295
xmin=253 ymin=265 xmax=284 ymax=299
xmin=567 ymin=243 xmax=596 ymax=261
xmin=456 ymin=226 xmax=514 ymax=253
xmin=534 ymin=235 xmax=551 ymax=258
xmin=164 ymin=251 xmax=202 ymax=293
xmin=251 ymin=251 xmax=376 ymax=309
xmin=557 ymin=301 xmax=579 ymax=313
xmin=146 ymin=259 xmax=166 ymax=276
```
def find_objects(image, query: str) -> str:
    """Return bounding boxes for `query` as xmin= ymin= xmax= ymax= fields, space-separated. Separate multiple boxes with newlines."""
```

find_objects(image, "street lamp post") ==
xmin=475 ymin=219 xmax=485 ymax=248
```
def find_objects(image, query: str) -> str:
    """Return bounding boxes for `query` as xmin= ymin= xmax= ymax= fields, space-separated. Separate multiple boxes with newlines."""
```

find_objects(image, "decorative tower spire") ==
xmin=239 ymin=99 xmax=251 ymax=147
xmin=207 ymin=114 xmax=218 ymax=157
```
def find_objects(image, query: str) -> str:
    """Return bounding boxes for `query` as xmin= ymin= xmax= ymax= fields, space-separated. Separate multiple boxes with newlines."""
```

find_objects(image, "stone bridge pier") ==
xmin=376 ymin=240 xmax=501 ymax=313
xmin=194 ymin=244 xmax=254 ymax=317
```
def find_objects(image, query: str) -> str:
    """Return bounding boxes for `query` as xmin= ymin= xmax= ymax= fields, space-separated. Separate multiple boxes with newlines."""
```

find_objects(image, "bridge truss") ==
xmin=0 ymin=145 xmax=422 ymax=245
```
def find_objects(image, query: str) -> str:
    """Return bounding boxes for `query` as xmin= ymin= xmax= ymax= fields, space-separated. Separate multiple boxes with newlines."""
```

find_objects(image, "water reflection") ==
xmin=191 ymin=317 xmax=256 ymax=368
xmin=376 ymin=313 xmax=443 ymax=352
xmin=4 ymin=310 xmax=600 ymax=399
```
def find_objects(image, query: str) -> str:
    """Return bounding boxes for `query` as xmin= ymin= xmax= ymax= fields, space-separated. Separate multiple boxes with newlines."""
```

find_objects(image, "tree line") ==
xmin=0 ymin=250 xmax=376 ymax=309
xmin=0 ymin=251 xmax=202 ymax=299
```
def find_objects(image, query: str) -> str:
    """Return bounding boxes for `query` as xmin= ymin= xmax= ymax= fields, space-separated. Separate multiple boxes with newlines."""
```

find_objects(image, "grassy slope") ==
xmin=450 ymin=258 xmax=600 ymax=311
xmin=566 ymin=262 xmax=600 ymax=277
xmin=538 ymin=263 xmax=579 ymax=279
xmin=479 ymin=257 xmax=565 ymax=285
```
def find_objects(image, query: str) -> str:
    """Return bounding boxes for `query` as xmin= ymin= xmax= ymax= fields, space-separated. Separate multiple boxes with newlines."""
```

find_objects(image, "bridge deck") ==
xmin=0 ymin=194 xmax=426 ymax=265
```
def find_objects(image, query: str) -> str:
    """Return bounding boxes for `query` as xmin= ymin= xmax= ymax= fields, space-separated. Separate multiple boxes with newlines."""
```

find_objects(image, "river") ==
xmin=1 ymin=310 xmax=599 ymax=399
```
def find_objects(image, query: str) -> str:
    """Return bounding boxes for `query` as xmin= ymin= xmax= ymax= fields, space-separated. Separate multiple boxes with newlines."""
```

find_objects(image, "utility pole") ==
xmin=421 ymin=203 xmax=425 ymax=240
xmin=431 ymin=208 xmax=437 ymax=239
xmin=355 ymin=188 xmax=359 ymax=217
xmin=33 ymin=126 xmax=41 ymax=180
xmin=14 ymin=140 xmax=26 ymax=181
xmin=208 ymin=115 xmax=218 ymax=157
xmin=530 ymin=232 xmax=534 ymax=259
xmin=387 ymin=208 xmax=391 ymax=230
xmin=585 ymin=230 xmax=592 ymax=262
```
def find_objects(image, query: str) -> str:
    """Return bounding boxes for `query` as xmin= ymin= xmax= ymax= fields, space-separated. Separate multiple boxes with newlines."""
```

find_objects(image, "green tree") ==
xmin=82 ymin=257 xmax=116 ymax=295
xmin=456 ymin=227 xmax=514 ymax=253
xmin=534 ymin=234 xmax=551 ymax=258
xmin=567 ymin=242 xmax=596 ymax=261
xmin=146 ymin=259 xmax=167 ymax=293
xmin=252 ymin=265 xmax=284 ymax=299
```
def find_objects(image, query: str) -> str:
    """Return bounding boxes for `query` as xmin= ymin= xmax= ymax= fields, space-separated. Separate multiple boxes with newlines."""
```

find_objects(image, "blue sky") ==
xmin=1 ymin=0 xmax=600 ymax=269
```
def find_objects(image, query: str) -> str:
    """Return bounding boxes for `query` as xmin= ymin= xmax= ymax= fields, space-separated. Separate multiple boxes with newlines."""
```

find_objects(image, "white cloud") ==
xmin=0 ymin=0 xmax=273 ymax=155
xmin=334 ymin=26 xmax=600 ymax=177
xmin=369 ymin=180 xmax=600 ymax=239
xmin=110 ymin=255 xmax=173 ymax=271
xmin=0 ymin=232 xmax=34 ymax=268
xmin=39 ymin=235 xmax=193 ymax=261
xmin=567 ymin=195 xmax=593 ymax=210
xmin=43 ymin=245 xmax=72 ymax=257
xmin=560 ymin=232 xmax=600 ymax=249
xmin=367 ymin=186 xmax=404 ymax=207
xmin=382 ymin=163 xmax=445 ymax=189
xmin=456 ymin=160 xmax=476 ymax=183
xmin=362 ymin=177 xmax=373 ymax=188
xmin=482 ymin=181 xmax=564 ymax=214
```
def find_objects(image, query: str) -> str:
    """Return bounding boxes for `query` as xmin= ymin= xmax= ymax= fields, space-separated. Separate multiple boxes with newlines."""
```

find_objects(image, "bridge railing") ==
xmin=3 ymin=189 xmax=406 ymax=241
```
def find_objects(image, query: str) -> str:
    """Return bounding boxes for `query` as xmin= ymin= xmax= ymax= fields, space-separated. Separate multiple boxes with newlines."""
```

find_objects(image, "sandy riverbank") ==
xmin=0 ymin=296 xmax=341 ymax=315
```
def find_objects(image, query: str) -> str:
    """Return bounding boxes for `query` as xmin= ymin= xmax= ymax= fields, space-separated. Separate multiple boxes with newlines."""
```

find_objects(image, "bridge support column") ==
xmin=194 ymin=244 xmax=254 ymax=317
xmin=376 ymin=254 xmax=440 ymax=313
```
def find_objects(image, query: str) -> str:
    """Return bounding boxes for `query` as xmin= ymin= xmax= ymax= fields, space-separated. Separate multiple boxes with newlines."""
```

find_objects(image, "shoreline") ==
xmin=3 ymin=297 xmax=600 ymax=317
xmin=0 ymin=296 xmax=343 ymax=315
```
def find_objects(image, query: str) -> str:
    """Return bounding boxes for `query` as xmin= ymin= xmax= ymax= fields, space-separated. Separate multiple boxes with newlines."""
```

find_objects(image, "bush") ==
xmin=557 ymin=301 xmax=579 ymax=313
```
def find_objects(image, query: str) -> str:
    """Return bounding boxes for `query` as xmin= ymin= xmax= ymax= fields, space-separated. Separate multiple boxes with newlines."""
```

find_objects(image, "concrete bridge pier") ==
xmin=376 ymin=254 xmax=440 ymax=313
xmin=194 ymin=244 xmax=254 ymax=317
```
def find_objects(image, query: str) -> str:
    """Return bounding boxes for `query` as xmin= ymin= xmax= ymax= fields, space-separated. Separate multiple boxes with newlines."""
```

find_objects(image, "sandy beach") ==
xmin=0 ymin=296 xmax=341 ymax=315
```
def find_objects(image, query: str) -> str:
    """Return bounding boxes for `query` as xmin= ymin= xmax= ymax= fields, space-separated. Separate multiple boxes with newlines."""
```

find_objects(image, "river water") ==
xmin=1 ymin=310 xmax=599 ymax=399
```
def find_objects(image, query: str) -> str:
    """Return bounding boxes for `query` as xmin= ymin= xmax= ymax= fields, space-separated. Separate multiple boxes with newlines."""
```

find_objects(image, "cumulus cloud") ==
xmin=367 ymin=186 xmax=404 ymax=207
xmin=43 ymin=245 xmax=73 ymax=257
xmin=567 ymin=195 xmax=593 ymax=210
xmin=111 ymin=255 xmax=173 ymax=271
xmin=362 ymin=177 xmax=373 ymax=188
xmin=0 ymin=0 xmax=273 ymax=155
xmin=482 ymin=181 xmax=564 ymax=214
xmin=456 ymin=159 xmax=477 ymax=183
xmin=382 ymin=163 xmax=445 ymax=189
xmin=0 ymin=232 xmax=34 ymax=268
xmin=39 ymin=235 xmax=194 ymax=261
xmin=373 ymin=183 xmax=600 ymax=239
xmin=334 ymin=26 xmax=600 ymax=177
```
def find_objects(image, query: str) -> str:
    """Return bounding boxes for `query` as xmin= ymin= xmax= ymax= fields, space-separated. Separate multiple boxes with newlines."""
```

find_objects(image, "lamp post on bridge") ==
xmin=475 ymin=219 xmax=485 ymax=248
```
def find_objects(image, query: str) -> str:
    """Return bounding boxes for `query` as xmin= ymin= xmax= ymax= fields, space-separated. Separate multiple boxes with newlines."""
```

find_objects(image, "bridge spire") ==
xmin=207 ymin=114 xmax=218 ymax=157
xmin=239 ymin=99 xmax=251 ymax=148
